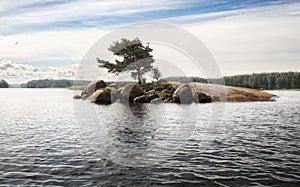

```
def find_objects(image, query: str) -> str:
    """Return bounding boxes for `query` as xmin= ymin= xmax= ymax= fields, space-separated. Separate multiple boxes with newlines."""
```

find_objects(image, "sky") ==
xmin=0 ymin=0 xmax=299 ymax=83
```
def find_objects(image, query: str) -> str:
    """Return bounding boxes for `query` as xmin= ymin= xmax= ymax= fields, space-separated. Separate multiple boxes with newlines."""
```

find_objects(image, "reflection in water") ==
xmin=82 ymin=101 xmax=214 ymax=166
xmin=111 ymin=103 xmax=152 ymax=150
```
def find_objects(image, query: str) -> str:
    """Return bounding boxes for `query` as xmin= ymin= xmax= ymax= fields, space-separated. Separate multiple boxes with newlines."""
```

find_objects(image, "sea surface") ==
xmin=0 ymin=89 xmax=299 ymax=186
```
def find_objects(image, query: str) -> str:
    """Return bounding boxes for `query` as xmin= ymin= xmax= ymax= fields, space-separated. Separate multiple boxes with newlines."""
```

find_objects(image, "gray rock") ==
xmin=146 ymin=90 xmax=156 ymax=95
xmin=163 ymin=98 xmax=174 ymax=103
xmin=147 ymin=93 xmax=159 ymax=100
xmin=121 ymin=83 xmax=145 ymax=102
xmin=187 ymin=82 xmax=274 ymax=102
xmin=81 ymin=80 xmax=106 ymax=99
xmin=134 ymin=95 xmax=149 ymax=103
xmin=172 ymin=84 xmax=193 ymax=104
xmin=73 ymin=95 xmax=82 ymax=99
xmin=87 ymin=90 xmax=112 ymax=104
xmin=194 ymin=92 xmax=212 ymax=103
xmin=151 ymin=98 xmax=163 ymax=104
xmin=81 ymin=94 xmax=88 ymax=99
xmin=212 ymin=95 xmax=220 ymax=102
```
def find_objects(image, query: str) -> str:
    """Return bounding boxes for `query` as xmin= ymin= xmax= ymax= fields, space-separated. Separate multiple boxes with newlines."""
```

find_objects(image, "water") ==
xmin=0 ymin=89 xmax=299 ymax=186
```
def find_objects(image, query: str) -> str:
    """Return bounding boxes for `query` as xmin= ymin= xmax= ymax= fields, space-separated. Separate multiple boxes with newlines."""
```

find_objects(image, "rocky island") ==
xmin=73 ymin=38 xmax=275 ymax=104
xmin=73 ymin=80 xmax=275 ymax=104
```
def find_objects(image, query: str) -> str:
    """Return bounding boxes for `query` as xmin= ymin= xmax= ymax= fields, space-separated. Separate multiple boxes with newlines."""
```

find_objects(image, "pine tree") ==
xmin=97 ymin=38 xmax=155 ymax=84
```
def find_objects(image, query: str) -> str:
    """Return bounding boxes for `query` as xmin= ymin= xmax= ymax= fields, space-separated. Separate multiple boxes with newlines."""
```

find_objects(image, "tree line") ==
xmin=222 ymin=72 xmax=300 ymax=89
xmin=162 ymin=72 xmax=300 ymax=90
xmin=21 ymin=79 xmax=90 ymax=88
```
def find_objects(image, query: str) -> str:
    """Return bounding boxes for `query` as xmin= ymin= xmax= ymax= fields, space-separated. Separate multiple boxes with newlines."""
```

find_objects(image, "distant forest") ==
xmin=21 ymin=79 xmax=90 ymax=88
xmin=162 ymin=72 xmax=300 ymax=90
xmin=0 ymin=79 xmax=9 ymax=88
xmin=223 ymin=72 xmax=300 ymax=89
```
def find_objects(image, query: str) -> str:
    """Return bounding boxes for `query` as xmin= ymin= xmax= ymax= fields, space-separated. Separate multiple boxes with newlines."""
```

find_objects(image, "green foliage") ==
xmin=156 ymin=91 xmax=167 ymax=98
xmin=97 ymin=86 xmax=116 ymax=94
xmin=104 ymin=86 xmax=116 ymax=93
xmin=0 ymin=79 xmax=9 ymax=88
xmin=97 ymin=38 xmax=155 ymax=84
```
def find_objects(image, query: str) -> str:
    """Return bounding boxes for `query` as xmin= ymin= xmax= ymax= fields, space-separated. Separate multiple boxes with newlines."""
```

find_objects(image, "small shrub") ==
xmin=157 ymin=91 xmax=167 ymax=98
xmin=104 ymin=86 xmax=116 ymax=93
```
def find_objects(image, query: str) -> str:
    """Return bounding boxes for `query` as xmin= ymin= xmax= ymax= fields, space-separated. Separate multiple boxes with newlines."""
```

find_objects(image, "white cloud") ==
xmin=0 ymin=59 xmax=80 ymax=84
xmin=0 ymin=0 xmax=200 ymax=32
xmin=183 ymin=2 xmax=300 ymax=75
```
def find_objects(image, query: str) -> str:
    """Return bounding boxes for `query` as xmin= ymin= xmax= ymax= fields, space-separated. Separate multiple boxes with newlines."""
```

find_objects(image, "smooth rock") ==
xmin=146 ymin=90 xmax=156 ymax=95
xmin=121 ymin=83 xmax=145 ymax=102
xmin=172 ymin=84 xmax=193 ymax=104
xmin=163 ymin=98 xmax=174 ymax=103
xmin=81 ymin=80 xmax=106 ymax=99
xmin=73 ymin=95 xmax=82 ymax=99
xmin=150 ymin=98 xmax=163 ymax=104
xmin=147 ymin=93 xmax=159 ymax=100
xmin=188 ymin=82 xmax=275 ymax=102
xmin=87 ymin=90 xmax=112 ymax=104
xmin=134 ymin=95 xmax=149 ymax=103
xmin=194 ymin=92 xmax=212 ymax=103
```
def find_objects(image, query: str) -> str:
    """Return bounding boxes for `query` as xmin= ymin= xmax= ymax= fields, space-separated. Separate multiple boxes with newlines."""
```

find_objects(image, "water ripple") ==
xmin=0 ymin=89 xmax=299 ymax=186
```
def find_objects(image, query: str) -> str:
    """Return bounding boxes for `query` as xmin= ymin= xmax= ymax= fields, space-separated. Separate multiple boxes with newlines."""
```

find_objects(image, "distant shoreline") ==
xmin=5 ymin=71 xmax=300 ymax=90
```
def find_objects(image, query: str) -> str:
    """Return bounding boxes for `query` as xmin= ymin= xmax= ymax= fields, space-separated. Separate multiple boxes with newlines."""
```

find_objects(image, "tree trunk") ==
xmin=137 ymin=62 xmax=142 ymax=84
